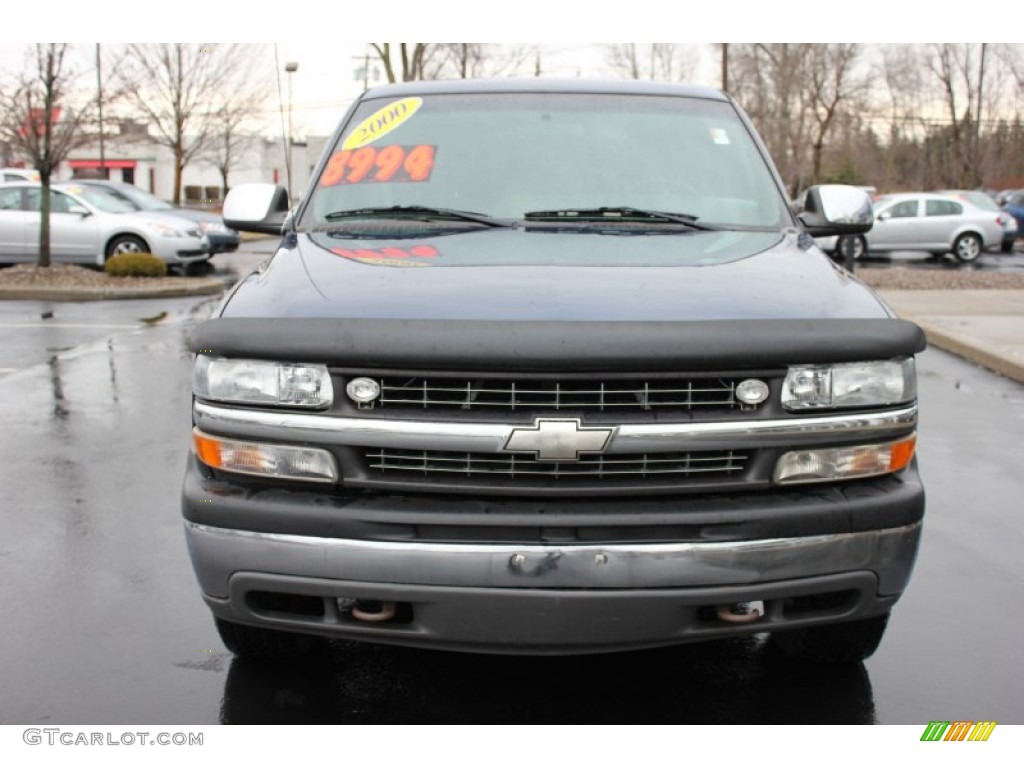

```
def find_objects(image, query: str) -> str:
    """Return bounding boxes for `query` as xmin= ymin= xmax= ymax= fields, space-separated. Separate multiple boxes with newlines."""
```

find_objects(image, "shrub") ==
xmin=104 ymin=253 xmax=168 ymax=278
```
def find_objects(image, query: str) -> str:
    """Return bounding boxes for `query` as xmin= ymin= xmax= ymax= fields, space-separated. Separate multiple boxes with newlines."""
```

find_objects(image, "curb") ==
xmin=0 ymin=278 xmax=224 ymax=301
xmin=915 ymin=320 xmax=1024 ymax=385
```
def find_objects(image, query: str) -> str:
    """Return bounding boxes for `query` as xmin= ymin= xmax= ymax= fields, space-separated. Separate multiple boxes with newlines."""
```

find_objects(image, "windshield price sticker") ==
xmin=331 ymin=245 xmax=439 ymax=260
xmin=342 ymin=97 xmax=423 ymax=150
xmin=320 ymin=144 xmax=436 ymax=186
xmin=330 ymin=245 xmax=440 ymax=268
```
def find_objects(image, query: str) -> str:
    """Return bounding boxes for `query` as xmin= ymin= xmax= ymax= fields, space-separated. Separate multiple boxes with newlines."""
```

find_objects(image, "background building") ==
xmin=59 ymin=121 xmax=329 ymax=208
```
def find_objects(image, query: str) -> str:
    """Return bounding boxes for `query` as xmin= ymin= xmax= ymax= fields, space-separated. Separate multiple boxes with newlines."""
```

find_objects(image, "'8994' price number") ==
xmin=320 ymin=144 xmax=436 ymax=186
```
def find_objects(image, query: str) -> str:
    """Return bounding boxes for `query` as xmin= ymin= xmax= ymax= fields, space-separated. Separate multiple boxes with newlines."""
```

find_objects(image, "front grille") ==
xmin=364 ymin=376 xmax=743 ymax=412
xmin=365 ymin=448 xmax=748 ymax=480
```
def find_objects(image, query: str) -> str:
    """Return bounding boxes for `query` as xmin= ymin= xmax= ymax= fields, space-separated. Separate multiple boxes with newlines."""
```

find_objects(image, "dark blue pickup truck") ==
xmin=182 ymin=79 xmax=924 ymax=664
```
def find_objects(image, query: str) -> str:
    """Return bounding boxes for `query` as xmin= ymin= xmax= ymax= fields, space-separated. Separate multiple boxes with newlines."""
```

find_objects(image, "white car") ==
xmin=0 ymin=181 xmax=209 ymax=266
xmin=1 ymin=168 xmax=41 ymax=183
xmin=819 ymin=192 xmax=1004 ymax=264
xmin=939 ymin=189 xmax=1017 ymax=253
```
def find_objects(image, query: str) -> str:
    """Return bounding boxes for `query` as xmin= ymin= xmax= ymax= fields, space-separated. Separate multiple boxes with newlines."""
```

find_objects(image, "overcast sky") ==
xmin=0 ymin=42 xmax=710 ymax=137
xmin=0 ymin=2 xmax=1011 ymax=138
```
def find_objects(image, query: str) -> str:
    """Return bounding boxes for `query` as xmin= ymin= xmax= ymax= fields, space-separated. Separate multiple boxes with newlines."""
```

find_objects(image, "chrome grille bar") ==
xmin=365 ymin=449 xmax=748 ymax=479
xmin=373 ymin=376 xmax=742 ymax=411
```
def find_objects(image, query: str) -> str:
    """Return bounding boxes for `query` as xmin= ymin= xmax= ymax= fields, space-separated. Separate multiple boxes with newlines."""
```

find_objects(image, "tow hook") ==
xmin=715 ymin=602 xmax=763 ymax=624
xmin=351 ymin=600 xmax=398 ymax=622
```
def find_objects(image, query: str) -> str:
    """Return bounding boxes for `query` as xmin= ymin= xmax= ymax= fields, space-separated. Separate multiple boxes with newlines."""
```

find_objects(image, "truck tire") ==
xmin=215 ymin=617 xmax=326 ymax=660
xmin=770 ymin=612 xmax=889 ymax=665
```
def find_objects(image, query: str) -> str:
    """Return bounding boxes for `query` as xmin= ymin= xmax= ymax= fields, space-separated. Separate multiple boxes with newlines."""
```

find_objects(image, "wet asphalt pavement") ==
xmin=1 ymin=246 xmax=1023 ymax=724
xmin=855 ymin=249 xmax=1024 ymax=272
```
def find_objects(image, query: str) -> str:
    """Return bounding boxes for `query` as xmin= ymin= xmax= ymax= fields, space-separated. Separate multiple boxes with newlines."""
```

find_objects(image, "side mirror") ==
xmin=878 ymin=211 xmax=892 ymax=221
xmin=222 ymin=183 xmax=290 ymax=235
xmin=797 ymin=185 xmax=873 ymax=237
xmin=68 ymin=205 xmax=90 ymax=217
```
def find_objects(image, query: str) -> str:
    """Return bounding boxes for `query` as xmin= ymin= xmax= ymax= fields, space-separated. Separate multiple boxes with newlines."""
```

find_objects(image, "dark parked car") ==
xmin=1002 ymin=191 xmax=1024 ymax=240
xmin=184 ymin=79 xmax=924 ymax=665
xmin=73 ymin=180 xmax=240 ymax=255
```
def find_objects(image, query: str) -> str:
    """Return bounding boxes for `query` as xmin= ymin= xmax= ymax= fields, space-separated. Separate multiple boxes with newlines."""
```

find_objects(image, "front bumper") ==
xmin=183 ymin=460 xmax=924 ymax=654
xmin=187 ymin=522 xmax=918 ymax=655
xmin=150 ymin=234 xmax=211 ymax=263
xmin=205 ymin=232 xmax=241 ymax=254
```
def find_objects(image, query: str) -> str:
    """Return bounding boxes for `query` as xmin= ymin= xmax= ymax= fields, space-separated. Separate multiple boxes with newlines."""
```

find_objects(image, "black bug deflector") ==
xmin=187 ymin=318 xmax=926 ymax=370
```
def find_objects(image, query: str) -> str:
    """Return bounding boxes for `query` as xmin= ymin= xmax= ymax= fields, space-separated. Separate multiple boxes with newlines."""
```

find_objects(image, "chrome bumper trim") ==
xmin=185 ymin=521 xmax=922 ymax=596
xmin=193 ymin=401 xmax=918 ymax=454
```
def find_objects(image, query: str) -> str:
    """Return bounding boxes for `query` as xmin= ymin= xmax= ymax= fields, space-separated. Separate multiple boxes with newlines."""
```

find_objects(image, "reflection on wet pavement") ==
xmin=220 ymin=638 xmax=876 ymax=725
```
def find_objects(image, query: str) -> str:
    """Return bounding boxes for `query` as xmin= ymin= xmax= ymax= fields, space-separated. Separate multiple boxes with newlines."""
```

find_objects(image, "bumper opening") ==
xmin=246 ymin=588 xmax=414 ymax=625
xmin=204 ymin=571 xmax=897 ymax=655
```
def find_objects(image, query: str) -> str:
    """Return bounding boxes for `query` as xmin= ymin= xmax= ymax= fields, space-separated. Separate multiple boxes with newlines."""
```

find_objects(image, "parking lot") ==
xmin=0 ymin=241 xmax=1022 ymax=724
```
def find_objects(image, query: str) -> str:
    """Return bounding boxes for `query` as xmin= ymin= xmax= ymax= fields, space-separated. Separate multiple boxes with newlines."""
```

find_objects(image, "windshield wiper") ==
xmin=324 ymin=205 xmax=514 ymax=228
xmin=523 ymin=206 xmax=717 ymax=231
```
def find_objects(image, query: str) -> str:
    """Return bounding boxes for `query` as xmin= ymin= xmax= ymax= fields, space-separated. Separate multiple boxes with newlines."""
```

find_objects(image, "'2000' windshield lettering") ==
xmin=341 ymin=97 xmax=423 ymax=150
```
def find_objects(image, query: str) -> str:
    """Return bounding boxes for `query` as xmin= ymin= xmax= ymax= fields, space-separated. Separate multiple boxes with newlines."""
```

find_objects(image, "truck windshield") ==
xmin=302 ymin=92 xmax=789 ymax=231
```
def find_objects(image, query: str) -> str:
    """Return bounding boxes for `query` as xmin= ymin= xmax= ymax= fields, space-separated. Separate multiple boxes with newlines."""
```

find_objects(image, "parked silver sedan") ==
xmin=832 ymin=192 xmax=1004 ymax=263
xmin=0 ymin=182 xmax=209 ymax=267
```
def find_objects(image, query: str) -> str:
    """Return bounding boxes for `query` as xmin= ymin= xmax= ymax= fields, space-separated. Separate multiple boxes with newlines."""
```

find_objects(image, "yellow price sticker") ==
xmin=341 ymin=97 xmax=423 ymax=150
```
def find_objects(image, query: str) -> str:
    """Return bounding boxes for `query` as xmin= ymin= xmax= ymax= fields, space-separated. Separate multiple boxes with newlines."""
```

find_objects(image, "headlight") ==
xmin=193 ymin=355 xmax=334 ymax=408
xmin=782 ymin=359 xmax=915 ymax=410
xmin=198 ymin=221 xmax=231 ymax=234
xmin=145 ymin=220 xmax=190 ymax=238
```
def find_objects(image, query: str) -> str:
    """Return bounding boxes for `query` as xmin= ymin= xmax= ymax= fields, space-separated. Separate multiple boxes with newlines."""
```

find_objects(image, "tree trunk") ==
xmin=173 ymin=146 xmax=184 ymax=206
xmin=811 ymin=138 xmax=825 ymax=184
xmin=38 ymin=173 xmax=52 ymax=268
xmin=372 ymin=44 xmax=396 ymax=83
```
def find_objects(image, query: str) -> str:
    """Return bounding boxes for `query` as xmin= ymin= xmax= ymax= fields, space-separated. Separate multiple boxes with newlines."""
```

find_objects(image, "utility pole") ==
xmin=721 ymin=43 xmax=729 ymax=92
xmin=975 ymin=43 xmax=987 ymax=188
xmin=96 ymin=44 xmax=105 ymax=179
xmin=284 ymin=61 xmax=298 ymax=203
xmin=351 ymin=51 xmax=371 ymax=90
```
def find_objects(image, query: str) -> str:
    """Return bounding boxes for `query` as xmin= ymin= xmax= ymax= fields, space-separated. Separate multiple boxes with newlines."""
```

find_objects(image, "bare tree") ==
xmin=370 ymin=44 xmax=441 ymax=83
xmin=205 ymin=100 xmax=256 ymax=199
xmin=116 ymin=44 xmax=266 ymax=205
xmin=432 ymin=44 xmax=535 ymax=79
xmin=915 ymin=44 xmax=1022 ymax=188
xmin=729 ymin=44 xmax=812 ymax=195
xmin=606 ymin=44 xmax=696 ymax=82
xmin=0 ymin=44 xmax=95 ymax=267
xmin=875 ymin=45 xmax=928 ymax=189
xmin=925 ymin=43 xmax=992 ymax=187
xmin=805 ymin=44 xmax=866 ymax=183
xmin=202 ymin=52 xmax=272 ymax=197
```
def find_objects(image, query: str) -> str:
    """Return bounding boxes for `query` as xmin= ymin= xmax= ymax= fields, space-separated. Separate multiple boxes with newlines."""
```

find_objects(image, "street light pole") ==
xmin=96 ymin=44 xmax=105 ymax=179
xmin=284 ymin=61 xmax=298 ymax=203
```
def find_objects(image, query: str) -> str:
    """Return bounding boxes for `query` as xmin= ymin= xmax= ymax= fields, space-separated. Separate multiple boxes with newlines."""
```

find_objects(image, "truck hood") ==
xmin=221 ymin=226 xmax=891 ymax=321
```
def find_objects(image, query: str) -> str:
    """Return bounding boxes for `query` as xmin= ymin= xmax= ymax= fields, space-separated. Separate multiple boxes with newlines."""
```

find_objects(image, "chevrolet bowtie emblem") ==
xmin=503 ymin=418 xmax=616 ymax=461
